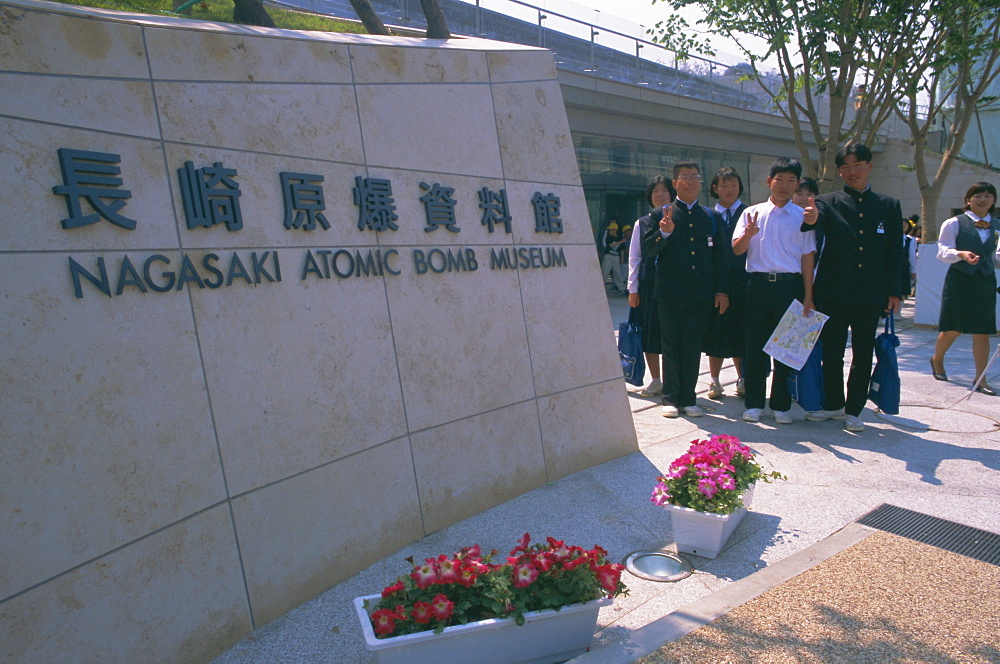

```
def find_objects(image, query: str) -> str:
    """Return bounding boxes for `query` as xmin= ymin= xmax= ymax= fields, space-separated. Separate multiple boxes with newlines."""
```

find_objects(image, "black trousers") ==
xmin=658 ymin=298 xmax=712 ymax=407
xmin=817 ymin=301 xmax=883 ymax=416
xmin=743 ymin=276 xmax=803 ymax=412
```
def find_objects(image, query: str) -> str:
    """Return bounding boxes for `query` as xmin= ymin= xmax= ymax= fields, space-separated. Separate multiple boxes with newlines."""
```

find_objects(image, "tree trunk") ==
xmin=232 ymin=0 xmax=275 ymax=27
xmin=420 ymin=0 xmax=451 ymax=39
xmin=349 ymin=0 xmax=392 ymax=35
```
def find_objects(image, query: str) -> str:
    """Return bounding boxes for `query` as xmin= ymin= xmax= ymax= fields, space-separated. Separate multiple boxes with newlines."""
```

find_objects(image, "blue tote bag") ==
xmin=868 ymin=312 xmax=901 ymax=415
xmin=787 ymin=341 xmax=824 ymax=412
xmin=618 ymin=307 xmax=646 ymax=387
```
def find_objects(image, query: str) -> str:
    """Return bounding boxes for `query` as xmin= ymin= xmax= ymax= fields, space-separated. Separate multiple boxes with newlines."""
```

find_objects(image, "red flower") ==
xmin=562 ymin=555 xmax=587 ymax=571
xmin=411 ymin=601 xmax=433 ymax=624
xmin=438 ymin=557 xmax=461 ymax=584
xmin=512 ymin=532 xmax=532 ymax=553
xmin=456 ymin=565 xmax=478 ymax=587
xmin=532 ymin=552 xmax=554 ymax=572
xmin=410 ymin=561 xmax=438 ymax=589
xmin=380 ymin=580 xmax=405 ymax=598
xmin=595 ymin=564 xmax=623 ymax=594
xmin=371 ymin=608 xmax=398 ymax=636
xmin=513 ymin=563 xmax=540 ymax=587
xmin=430 ymin=593 xmax=454 ymax=621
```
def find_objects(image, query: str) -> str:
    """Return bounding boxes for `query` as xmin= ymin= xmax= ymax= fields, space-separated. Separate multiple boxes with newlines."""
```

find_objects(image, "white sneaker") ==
xmin=736 ymin=377 xmax=746 ymax=397
xmin=707 ymin=380 xmax=723 ymax=399
xmin=845 ymin=414 xmax=865 ymax=432
xmin=742 ymin=408 xmax=762 ymax=422
xmin=662 ymin=404 xmax=679 ymax=418
xmin=773 ymin=410 xmax=793 ymax=424
xmin=805 ymin=408 xmax=846 ymax=422
xmin=684 ymin=405 xmax=705 ymax=417
xmin=638 ymin=379 xmax=662 ymax=397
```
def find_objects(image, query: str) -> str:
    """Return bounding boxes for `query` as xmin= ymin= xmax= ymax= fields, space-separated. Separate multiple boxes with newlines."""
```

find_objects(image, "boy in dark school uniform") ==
xmin=801 ymin=144 xmax=903 ymax=432
xmin=642 ymin=162 xmax=730 ymax=418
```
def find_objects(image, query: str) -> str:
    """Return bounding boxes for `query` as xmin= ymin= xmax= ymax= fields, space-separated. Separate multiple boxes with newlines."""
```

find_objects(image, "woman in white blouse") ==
xmin=929 ymin=182 xmax=1000 ymax=396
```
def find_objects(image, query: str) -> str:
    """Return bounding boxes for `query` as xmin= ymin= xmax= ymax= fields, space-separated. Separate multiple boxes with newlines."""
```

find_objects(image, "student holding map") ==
xmin=732 ymin=158 xmax=818 ymax=424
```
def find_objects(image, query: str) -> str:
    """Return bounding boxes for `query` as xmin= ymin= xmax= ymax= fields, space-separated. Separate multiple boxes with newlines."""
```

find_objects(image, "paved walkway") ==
xmin=213 ymin=294 xmax=1000 ymax=664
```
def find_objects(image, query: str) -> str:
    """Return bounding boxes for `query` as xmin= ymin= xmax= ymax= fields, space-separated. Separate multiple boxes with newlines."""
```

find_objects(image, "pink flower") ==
xmin=650 ymin=481 xmax=672 ymax=506
xmin=430 ymin=593 xmax=454 ymax=621
xmin=512 ymin=532 xmax=531 ymax=553
xmin=513 ymin=563 xmax=540 ymax=587
xmin=697 ymin=477 xmax=719 ymax=498
xmin=410 ymin=561 xmax=438 ymax=589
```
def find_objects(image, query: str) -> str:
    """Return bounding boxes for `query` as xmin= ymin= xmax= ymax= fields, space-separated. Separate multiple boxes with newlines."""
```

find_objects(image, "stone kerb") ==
xmin=0 ymin=1 xmax=638 ymax=661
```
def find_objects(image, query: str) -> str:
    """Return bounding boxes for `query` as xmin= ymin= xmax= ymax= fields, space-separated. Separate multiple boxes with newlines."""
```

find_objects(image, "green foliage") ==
xmin=47 ymin=0 xmax=365 ymax=32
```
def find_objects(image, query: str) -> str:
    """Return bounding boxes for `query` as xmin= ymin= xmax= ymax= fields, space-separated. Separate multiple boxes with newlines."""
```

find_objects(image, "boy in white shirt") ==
xmin=732 ymin=158 xmax=818 ymax=423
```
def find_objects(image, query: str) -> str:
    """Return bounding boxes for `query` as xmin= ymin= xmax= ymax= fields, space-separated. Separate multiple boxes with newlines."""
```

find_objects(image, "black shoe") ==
xmin=929 ymin=358 xmax=948 ymax=381
xmin=976 ymin=384 xmax=997 ymax=396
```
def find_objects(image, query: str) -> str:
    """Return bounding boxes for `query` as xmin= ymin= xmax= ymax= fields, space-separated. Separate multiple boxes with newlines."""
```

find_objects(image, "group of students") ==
xmin=623 ymin=143 xmax=1000 ymax=433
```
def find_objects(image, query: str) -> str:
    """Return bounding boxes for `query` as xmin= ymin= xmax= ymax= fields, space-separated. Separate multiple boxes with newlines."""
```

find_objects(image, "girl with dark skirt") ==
xmin=930 ymin=182 xmax=1000 ymax=396
xmin=626 ymin=176 xmax=676 ymax=397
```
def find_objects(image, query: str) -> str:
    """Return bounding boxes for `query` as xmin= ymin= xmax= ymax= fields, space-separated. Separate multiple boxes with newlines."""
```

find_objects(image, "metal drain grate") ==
xmin=856 ymin=504 xmax=1000 ymax=566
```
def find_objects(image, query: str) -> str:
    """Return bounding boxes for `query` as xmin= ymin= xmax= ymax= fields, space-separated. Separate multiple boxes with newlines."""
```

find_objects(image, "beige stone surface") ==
xmin=0 ymin=505 xmax=251 ymax=664
xmin=0 ymin=118 xmax=178 ymax=251
xmin=0 ymin=4 xmax=148 ymax=76
xmin=538 ymin=380 xmax=638 ymax=482
xmin=144 ymin=27 xmax=353 ymax=83
xmin=486 ymin=50 xmax=557 ymax=83
xmin=0 ymin=252 xmax=226 ymax=599
xmin=355 ymin=82 xmax=505 ymax=178
xmin=383 ymin=253 xmax=535 ymax=431
xmin=349 ymin=43 xmax=490 ymax=84
xmin=231 ymin=437 xmax=424 ymax=625
xmin=410 ymin=400 xmax=548 ymax=534
xmin=493 ymin=80 xmax=579 ymax=186
xmin=156 ymin=81 xmax=364 ymax=162
xmin=192 ymin=267 xmax=406 ymax=495
xmin=638 ymin=531 xmax=1000 ymax=664
xmin=519 ymin=244 xmax=622 ymax=395
xmin=0 ymin=72 xmax=159 ymax=137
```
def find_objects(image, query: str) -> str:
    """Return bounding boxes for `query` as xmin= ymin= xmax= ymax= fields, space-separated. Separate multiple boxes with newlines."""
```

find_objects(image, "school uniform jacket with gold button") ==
xmin=641 ymin=201 xmax=729 ymax=304
xmin=807 ymin=186 xmax=903 ymax=307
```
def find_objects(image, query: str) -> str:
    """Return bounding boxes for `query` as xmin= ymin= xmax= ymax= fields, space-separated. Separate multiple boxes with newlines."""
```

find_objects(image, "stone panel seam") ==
xmin=141 ymin=24 xmax=258 ymax=628
xmin=0 ymin=498 xmax=233 ymax=605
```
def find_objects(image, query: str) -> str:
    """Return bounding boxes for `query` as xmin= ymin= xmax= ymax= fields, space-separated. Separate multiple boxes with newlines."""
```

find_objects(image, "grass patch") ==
xmin=46 ymin=0 xmax=367 ymax=33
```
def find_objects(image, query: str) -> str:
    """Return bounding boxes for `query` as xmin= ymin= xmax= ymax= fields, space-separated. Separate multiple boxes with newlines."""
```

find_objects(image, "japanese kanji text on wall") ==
xmin=0 ymin=1 xmax=637 ymax=662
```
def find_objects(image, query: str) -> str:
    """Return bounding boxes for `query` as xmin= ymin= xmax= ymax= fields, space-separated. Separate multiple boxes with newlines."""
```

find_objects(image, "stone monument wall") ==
xmin=0 ymin=1 xmax=637 ymax=660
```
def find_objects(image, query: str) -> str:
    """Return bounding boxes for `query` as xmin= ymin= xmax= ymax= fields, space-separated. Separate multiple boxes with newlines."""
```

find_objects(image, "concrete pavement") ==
xmin=212 ymin=293 xmax=1000 ymax=664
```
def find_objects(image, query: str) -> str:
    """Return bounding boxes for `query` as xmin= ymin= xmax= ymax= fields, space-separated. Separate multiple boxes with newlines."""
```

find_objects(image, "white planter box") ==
xmin=354 ymin=594 xmax=611 ymax=664
xmin=662 ymin=485 xmax=755 ymax=559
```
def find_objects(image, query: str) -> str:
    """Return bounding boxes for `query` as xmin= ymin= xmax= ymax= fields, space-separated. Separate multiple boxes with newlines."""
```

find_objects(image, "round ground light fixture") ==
xmin=623 ymin=551 xmax=693 ymax=582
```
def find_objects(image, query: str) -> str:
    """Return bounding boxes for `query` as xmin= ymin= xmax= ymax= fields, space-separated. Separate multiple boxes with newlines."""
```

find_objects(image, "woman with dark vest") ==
xmin=627 ymin=176 xmax=677 ymax=398
xmin=929 ymin=182 xmax=1000 ymax=396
